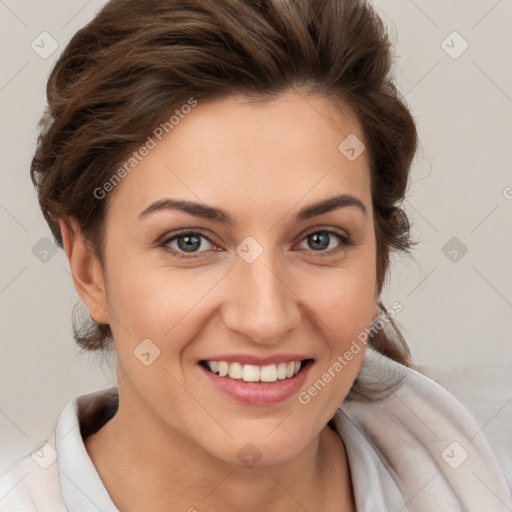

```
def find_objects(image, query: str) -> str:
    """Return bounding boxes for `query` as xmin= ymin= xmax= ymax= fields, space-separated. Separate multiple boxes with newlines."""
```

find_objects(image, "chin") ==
xmin=197 ymin=424 xmax=317 ymax=469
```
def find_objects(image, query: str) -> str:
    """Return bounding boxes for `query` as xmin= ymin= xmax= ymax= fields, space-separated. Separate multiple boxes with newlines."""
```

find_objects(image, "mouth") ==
xmin=199 ymin=359 xmax=313 ymax=382
xmin=198 ymin=357 xmax=314 ymax=405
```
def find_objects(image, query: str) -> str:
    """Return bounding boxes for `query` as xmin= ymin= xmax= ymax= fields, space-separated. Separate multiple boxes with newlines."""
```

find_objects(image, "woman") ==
xmin=1 ymin=0 xmax=510 ymax=510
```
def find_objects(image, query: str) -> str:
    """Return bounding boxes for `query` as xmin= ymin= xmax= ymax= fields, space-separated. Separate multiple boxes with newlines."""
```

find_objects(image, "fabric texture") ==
xmin=1 ymin=346 xmax=511 ymax=511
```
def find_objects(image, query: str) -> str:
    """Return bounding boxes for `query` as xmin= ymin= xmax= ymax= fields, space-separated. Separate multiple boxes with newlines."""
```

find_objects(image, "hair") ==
xmin=30 ymin=0 xmax=418 ymax=399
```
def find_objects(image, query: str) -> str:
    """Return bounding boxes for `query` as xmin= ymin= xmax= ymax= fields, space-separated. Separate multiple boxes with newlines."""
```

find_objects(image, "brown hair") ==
xmin=30 ymin=0 xmax=417 ymax=395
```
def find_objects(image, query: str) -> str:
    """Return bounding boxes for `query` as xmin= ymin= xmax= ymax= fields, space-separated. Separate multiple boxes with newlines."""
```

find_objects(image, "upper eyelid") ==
xmin=160 ymin=228 xmax=215 ymax=245
xmin=293 ymin=226 xmax=350 ymax=242
xmin=161 ymin=226 xmax=350 ymax=251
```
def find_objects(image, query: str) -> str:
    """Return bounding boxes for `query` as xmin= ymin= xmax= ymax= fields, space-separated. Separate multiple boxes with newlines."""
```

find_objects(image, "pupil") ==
xmin=309 ymin=232 xmax=329 ymax=251
xmin=178 ymin=234 xmax=201 ymax=252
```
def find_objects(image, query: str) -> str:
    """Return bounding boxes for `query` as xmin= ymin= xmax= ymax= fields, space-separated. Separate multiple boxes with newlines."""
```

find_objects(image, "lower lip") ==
xmin=199 ymin=363 xmax=312 ymax=405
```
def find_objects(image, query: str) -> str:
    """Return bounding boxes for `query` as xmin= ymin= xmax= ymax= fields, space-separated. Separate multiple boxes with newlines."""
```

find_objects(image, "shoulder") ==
xmin=415 ymin=361 xmax=512 ymax=491
xmin=0 ymin=385 xmax=117 ymax=512
xmin=335 ymin=347 xmax=512 ymax=509
xmin=413 ymin=361 xmax=512 ymax=427
xmin=0 ymin=433 xmax=67 ymax=512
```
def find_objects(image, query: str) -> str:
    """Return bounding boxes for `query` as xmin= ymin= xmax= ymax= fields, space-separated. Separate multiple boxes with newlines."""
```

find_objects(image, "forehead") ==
xmin=107 ymin=91 xmax=371 ymax=223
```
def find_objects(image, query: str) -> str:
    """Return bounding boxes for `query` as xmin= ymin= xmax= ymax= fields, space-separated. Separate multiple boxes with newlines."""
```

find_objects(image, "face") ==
xmin=83 ymin=91 xmax=377 ymax=466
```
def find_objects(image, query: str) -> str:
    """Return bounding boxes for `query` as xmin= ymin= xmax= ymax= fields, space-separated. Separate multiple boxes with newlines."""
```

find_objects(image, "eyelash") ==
xmin=159 ymin=228 xmax=353 ymax=260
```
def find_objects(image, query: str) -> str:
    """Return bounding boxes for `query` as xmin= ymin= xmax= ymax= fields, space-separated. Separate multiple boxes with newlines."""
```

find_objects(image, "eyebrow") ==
xmin=138 ymin=193 xmax=367 ymax=224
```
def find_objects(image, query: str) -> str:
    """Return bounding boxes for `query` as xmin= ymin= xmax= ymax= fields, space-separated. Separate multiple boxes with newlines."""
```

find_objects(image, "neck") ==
xmin=85 ymin=388 xmax=355 ymax=512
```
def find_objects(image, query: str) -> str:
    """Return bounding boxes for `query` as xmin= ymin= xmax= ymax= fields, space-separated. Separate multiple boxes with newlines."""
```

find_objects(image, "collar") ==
xmin=54 ymin=347 xmax=512 ymax=511
xmin=334 ymin=347 xmax=512 ymax=511
xmin=56 ymin=387 xmax=119 ymax=511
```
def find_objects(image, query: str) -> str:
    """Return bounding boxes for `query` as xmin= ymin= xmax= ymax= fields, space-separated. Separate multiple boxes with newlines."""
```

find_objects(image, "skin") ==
xmin=60 ymin=89 xmax=379 ymax=512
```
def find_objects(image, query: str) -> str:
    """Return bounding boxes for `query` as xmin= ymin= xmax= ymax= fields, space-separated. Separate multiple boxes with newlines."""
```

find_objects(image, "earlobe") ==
xmin=58 ymin=217 xmax=110 ymax=325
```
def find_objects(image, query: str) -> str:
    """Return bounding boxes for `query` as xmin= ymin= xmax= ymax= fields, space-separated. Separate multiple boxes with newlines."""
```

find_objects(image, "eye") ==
xmin=160 ymin=230 xmax=216 ymax=258
xmin=295 ymin=229 xmax=352 ymax=257
xmin=159 ymin=228 xmax=353 ymax=260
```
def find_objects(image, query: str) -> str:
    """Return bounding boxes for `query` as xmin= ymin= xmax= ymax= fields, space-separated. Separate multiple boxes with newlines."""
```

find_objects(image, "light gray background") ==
xmin=1 ymin=0 xmax=511 ymax=472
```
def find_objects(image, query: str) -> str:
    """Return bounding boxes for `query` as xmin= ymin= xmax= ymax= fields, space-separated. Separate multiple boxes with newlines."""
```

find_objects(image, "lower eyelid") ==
xmin=162 ymin=232 xmax=215 ymax=254
xmin=294 ymin=231 xmax=351 ymax=254
xmin=161 ymin=229 xmax=351 ymax=258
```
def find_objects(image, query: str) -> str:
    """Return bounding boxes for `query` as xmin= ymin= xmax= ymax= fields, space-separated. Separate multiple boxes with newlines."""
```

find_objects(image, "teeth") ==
xmin=260 ymin=364 xmax=277 ymax=382
xmin=218 ymin=361 xmax=229 ymax=377
xmin=276 ymin=362 xmax=287 ymax=380
xmin=228 ymin=362 xmax=243 ymax=379
xmin=205 ymin=360 xmax=303 ymax=382
xmin=242 ymin=364 xmax=260 ymax=382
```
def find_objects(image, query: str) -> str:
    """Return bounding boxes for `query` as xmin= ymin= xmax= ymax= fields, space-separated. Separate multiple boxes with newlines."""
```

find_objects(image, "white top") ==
xmin=1 ymin=346 xmax=511 ymax=511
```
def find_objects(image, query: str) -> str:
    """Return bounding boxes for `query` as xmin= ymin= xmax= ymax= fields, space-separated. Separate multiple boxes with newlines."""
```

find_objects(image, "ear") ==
xmin=59 ymin=217 xmax=110 ymax=325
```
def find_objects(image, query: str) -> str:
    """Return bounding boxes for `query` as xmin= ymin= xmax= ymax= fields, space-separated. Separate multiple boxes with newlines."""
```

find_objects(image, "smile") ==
xmin=198 ymin=358 xmax=314 ymax=404
xmin=203 ymin=360 xmax=304 ymax=382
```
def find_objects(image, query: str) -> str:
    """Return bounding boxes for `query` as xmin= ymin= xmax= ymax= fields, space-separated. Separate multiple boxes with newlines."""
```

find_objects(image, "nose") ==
xmin=220 ymin=251 xmax=302 ymax=345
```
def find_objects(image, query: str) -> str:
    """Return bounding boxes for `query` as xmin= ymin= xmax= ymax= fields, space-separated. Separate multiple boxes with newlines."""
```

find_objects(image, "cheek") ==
xmin=104 ymin=257 xmax=225 ymax=345
xmin=329 ymin=269 xmax=376 ymax=335
xmin=105 ymin=233 xmax=376 ymax=354
xmin=296 ymin=256 xmax=377 ymax=339
xmin=296 ymin=264 xmax=376 ymax=413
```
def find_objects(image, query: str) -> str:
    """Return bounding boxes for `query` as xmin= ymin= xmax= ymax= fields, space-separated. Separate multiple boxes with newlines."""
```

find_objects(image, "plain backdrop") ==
xmin=1 ymin=0 xmax=511 ymax=472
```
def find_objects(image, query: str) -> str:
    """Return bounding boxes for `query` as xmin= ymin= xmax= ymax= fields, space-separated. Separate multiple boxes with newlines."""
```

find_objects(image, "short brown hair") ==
xmin=30 ymin=0 xmax=417 ymax=395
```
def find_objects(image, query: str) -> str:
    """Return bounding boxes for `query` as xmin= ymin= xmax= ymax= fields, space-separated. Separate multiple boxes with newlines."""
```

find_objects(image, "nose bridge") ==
xmin=221 ymin=248 xmax=301 ymax=344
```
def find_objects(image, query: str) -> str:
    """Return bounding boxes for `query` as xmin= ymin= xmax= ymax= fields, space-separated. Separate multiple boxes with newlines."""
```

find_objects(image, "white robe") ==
xmin=1 ymin=346 xmax=511 ymax=511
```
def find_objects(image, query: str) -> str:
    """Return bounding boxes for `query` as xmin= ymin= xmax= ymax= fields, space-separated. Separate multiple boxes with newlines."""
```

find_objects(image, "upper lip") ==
xmin=198 ymin=354 xmax=313 ymax=365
